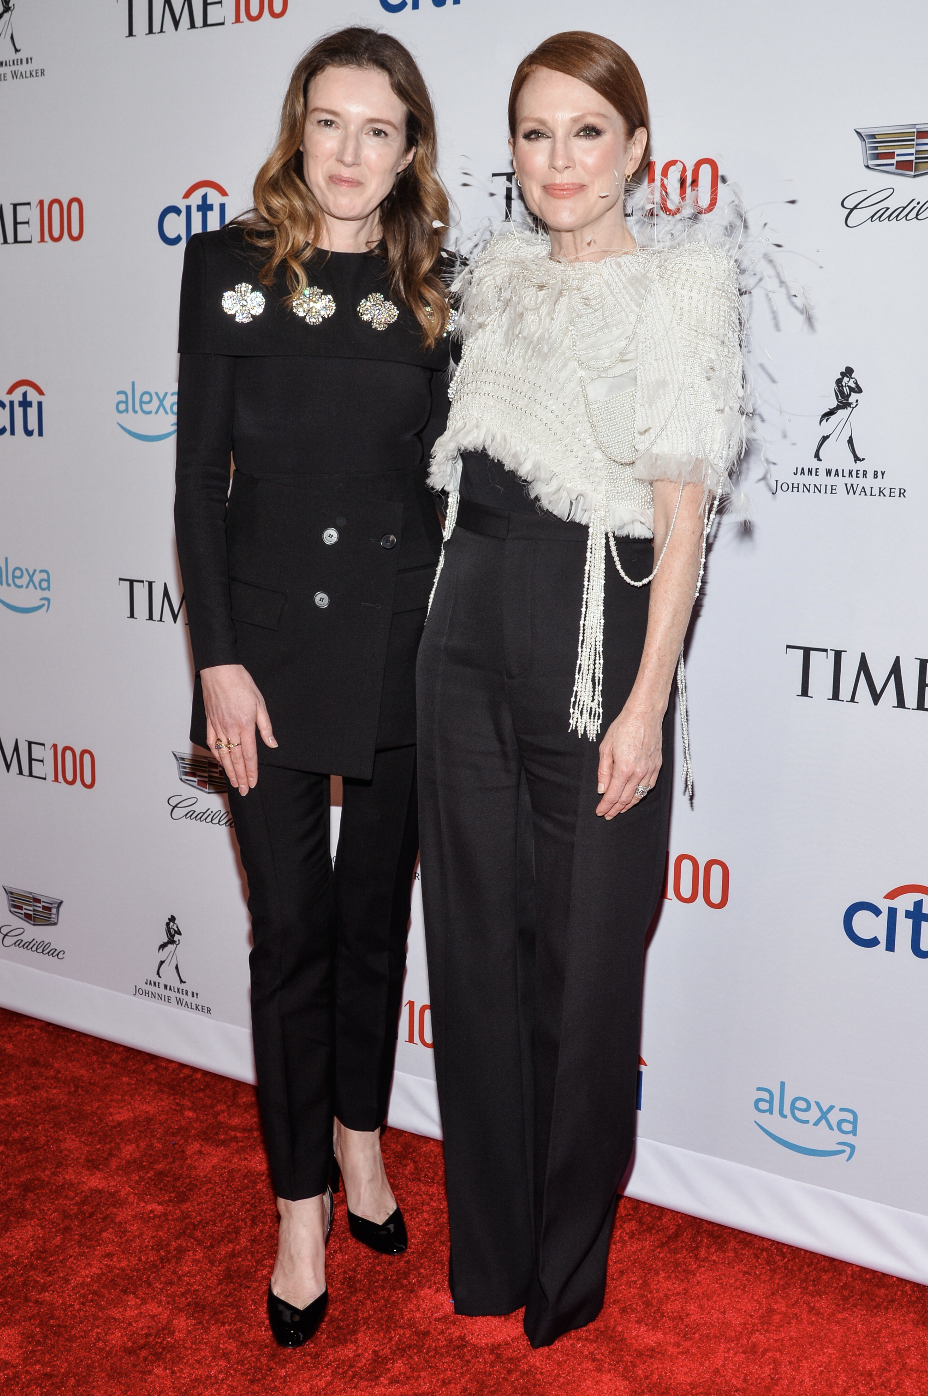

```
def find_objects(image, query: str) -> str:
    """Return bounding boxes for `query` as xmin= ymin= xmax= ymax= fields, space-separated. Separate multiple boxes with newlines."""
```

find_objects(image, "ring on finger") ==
xmin=634 ymin=783 xmax=650 ymax=799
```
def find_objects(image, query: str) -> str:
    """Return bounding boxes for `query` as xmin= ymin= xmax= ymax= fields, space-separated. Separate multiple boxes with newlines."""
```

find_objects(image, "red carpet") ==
xmin=1 ymin=1007 xmax=925 ymax=1395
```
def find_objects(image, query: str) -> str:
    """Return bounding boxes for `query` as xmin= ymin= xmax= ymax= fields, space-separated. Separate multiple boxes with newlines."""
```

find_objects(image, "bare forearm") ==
xmin=624 ymin=481 xmax=706 ymax=718
xmin=595 ymin=481 xmax=707 ymax=818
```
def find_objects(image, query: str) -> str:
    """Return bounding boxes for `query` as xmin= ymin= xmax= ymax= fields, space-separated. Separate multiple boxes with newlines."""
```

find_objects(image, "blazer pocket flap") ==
xmin=230 ymin=578 xmax=286 ymax=631
xmin=392 ymin=564 xmax=437 ymax=614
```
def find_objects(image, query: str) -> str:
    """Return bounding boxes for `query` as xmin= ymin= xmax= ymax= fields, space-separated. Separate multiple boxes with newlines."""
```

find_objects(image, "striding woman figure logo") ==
xmin=814 ymin=366 xmax=865 ymax=463
xmin=156 ymin=915 xmax=186 ymax=985
xmin=0 ymin=0 xmax=20 ymax=56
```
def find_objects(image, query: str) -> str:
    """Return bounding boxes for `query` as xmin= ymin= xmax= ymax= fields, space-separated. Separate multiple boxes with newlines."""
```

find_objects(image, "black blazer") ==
xmin=174 ymin=225 xmax=451 ymax=779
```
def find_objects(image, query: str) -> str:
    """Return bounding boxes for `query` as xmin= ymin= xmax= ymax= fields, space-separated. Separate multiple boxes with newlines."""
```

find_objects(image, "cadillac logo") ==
xmin=172 ymin=750 xmax=228 ymax=795
xmin=3 ymin=885 xmax=63 ymax=926
xmin=855 ymin=124 xmax=928 ymax=178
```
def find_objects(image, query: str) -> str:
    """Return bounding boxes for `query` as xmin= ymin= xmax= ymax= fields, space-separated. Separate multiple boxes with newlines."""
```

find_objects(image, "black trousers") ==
xmin=417 ymin=502 xmax=673 ymax=1348
xmin=228 ymin=745 xmax=419 ymax=1201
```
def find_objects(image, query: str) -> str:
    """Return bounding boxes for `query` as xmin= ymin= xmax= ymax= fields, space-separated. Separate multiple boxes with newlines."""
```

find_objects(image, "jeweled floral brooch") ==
xmin=221 ymin=284 xmax=265 ymax=323
xmin=293 ymin=286 xmax=336 ymax=326
xmin=357 ymin=293 xmax=399 ymax=331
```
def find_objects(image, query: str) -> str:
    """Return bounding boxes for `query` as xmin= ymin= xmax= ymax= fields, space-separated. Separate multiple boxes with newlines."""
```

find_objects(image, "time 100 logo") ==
xmin=663 ymin=852 xmax=730 ymax=910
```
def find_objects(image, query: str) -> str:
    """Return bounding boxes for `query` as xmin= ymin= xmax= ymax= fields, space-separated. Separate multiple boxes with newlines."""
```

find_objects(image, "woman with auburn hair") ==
xmin=419 ymin=31 xmax=745 ymax=1346
xmin=174 ymin=27 xmax=452 ymax=1347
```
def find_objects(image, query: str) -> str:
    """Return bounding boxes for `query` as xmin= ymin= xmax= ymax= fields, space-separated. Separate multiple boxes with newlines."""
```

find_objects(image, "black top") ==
xmin=459 ymin=449 xmax=540 ymax=515
xmin=174 ymin=224 xmax=451 ymax=778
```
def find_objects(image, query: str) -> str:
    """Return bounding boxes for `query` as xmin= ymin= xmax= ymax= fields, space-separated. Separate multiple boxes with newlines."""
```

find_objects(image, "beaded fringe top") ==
xmin=428 ymin=224 xmax=746 ymax=787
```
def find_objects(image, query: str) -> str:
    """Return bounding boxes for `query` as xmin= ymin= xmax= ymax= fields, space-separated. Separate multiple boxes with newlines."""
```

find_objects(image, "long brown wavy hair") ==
xmin=239 ymin=27 xmax=451 ymax=348
xmin=508 ymin=31 xmax=650 ymax=179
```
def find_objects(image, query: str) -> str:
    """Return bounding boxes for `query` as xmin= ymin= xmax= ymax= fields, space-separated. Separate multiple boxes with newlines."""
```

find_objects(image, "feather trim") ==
xmin=429 ymin=422 xmax=654 ymax=537
xmin=632 ymin=448 xmax=732 ymax=495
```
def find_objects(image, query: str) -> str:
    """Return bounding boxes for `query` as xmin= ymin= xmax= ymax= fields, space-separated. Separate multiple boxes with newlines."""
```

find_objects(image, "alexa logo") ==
xmin=0 ymin=378 xmax=44 ymax=438
xmin=116 ymin=382 xmax=177 ymax=442
xmin=754 ymin=1081 xmax=858 ymax=1162
xmin=0 ymin=554 xmax=51 ymax=614
xmin=844 ymin=883 xmax=928 ymax=959
xmin=158 ymin=181 xmax=228 ymax=246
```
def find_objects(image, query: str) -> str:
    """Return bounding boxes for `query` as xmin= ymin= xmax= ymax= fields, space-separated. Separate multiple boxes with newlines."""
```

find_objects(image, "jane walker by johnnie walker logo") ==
xmin=133 ymin=914 xmax=213 ymax=1015
xmin=0 ymin=0 xmax=45 ymax=83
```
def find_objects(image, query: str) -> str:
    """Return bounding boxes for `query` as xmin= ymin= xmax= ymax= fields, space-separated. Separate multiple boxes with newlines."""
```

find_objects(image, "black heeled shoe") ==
xmin=346 ymin=1203 xmax=408 ymax=1256
xmin=266 ymin=1187 xmax=334 ymax=1348
xmin=266 ymin=1285 xmax=328 ymax=1348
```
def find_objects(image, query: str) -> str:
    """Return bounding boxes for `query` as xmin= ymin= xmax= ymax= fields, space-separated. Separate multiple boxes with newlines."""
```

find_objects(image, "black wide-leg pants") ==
xmin=417 ymin=502 xmax=672 ymax=1348
xmin=228 ymin=745 xmax=418 ymax=1201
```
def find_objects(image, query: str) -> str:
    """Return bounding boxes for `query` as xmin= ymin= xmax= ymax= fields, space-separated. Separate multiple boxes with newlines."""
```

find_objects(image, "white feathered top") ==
xmin=428 ymin=225 xmax=746 ymax=751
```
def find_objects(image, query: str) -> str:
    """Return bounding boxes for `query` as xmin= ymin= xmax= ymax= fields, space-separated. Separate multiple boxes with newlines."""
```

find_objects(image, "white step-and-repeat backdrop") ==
xmin=3 ymin=0 xmax=928 ymax=1285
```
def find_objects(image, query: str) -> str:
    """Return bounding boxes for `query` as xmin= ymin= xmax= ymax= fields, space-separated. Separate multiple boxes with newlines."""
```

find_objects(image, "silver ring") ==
xmin=634 ymin=784 xmax=650 ymax=798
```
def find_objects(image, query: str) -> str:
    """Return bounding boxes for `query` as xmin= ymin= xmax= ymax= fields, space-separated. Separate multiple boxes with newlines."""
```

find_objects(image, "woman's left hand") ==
xmin=596 ymin=704 xmax=664 ymax=819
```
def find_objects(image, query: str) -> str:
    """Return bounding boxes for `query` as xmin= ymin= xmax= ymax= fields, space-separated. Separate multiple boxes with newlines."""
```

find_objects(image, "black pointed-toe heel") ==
xmin=266 ymin=1285 xmax=328 ymax=1348
xmin=266 ymin=1187 xmax=334 ymax=1347
xmin=346 ymin=1204 xmax=408 ymax=1256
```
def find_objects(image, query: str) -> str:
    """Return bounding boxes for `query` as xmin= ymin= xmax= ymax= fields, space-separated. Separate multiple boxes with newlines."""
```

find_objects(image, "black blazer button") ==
xmin=380 ymin=534 xmax=397 ymax=549
xmin=314 ymin=591 xmax=329 ymax=609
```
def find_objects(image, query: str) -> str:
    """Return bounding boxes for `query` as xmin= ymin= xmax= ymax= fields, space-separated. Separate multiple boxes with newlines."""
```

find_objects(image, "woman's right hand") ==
xmin=200 ymin=664 xmax=277 ymax=796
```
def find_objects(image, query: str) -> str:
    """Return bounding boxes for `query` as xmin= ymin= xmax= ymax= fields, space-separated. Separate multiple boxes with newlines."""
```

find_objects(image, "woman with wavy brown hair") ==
xmin=173 ymin=27 xmax=452 ymax=1347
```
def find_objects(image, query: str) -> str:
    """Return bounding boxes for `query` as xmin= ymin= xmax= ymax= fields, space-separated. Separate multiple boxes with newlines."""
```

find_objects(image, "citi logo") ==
xmin=116 ymin=382 xmax=177 ymax=442
xmin=754 ymin=1081 xmax=858 ymax=1161
xmin=0 ymin=379 xmax=43 ymax=437
xmin=380 ymin=0 xmax=459 ymax=11
xmin=0 ymin=555 xmax=50 ymax=614
xmin=844 ymin=884 xmax=928 ymax=959
xmin=158 ymin=181 xmax=227 ymax=246
xmin=122 ymin=0 xmax=287 ymax=37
